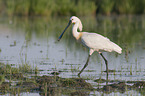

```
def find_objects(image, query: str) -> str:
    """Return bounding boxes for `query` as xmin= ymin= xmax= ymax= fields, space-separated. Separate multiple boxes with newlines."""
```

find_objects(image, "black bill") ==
xmin=58 ymin=20 xmax=71 ymax=41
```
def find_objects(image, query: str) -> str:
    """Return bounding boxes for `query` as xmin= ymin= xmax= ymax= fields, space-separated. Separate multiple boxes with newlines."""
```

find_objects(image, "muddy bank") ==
xmin=0 ymin=62 xmax=145 ymax=95
xmin=96 ymin=80 xmax=145 ymax=94
xmin=0 ymin=62 xmax=94 ymax=95
xmin=0 ymin=75 xmax=94 ymax=95
xmin=1 ymin=75 xmax=145 ymax=95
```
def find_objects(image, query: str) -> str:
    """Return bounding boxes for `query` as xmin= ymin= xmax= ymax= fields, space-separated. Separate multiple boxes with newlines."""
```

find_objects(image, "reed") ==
xmin=0 ymin=0 xmax=144 ymax=16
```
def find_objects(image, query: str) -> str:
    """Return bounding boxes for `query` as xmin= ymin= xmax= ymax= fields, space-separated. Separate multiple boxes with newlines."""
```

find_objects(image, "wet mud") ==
xmin=0 ymin=62 xmax=145 ymax=95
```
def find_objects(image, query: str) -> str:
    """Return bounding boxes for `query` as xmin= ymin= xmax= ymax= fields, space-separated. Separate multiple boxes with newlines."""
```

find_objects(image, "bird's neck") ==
xmin=72 ymin=23 xmax=81 ymax=40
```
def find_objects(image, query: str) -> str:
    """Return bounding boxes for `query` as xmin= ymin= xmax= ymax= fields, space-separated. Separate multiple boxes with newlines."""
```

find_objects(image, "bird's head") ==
xmin=58 ymin=16 xmax=83 ymax=41
xmin=70 ymin=16 xmax=83 ymax=31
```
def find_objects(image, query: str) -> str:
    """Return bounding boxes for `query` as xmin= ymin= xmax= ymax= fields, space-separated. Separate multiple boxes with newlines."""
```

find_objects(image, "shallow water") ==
xmin=0 ymin=15 xmax=145 ymax=95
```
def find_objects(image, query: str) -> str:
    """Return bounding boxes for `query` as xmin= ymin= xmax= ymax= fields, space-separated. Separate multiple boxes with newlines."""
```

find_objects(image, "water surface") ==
xmin=0 ymin=15 xmax=145 ymax=95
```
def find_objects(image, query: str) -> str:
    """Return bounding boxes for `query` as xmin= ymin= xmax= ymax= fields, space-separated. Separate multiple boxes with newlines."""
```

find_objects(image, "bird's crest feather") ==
xmin=78 ymin=19 xmax=83 ymax=31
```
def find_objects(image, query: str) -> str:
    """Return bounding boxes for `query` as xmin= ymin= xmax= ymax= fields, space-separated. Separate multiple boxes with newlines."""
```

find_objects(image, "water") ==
xmin=0 ymin=15 xmax=145 ymax=95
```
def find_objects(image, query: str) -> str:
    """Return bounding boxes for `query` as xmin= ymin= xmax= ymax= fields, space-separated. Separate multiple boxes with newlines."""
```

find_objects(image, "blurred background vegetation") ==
xmin=0 ymin=0 xmax=145 ymax=17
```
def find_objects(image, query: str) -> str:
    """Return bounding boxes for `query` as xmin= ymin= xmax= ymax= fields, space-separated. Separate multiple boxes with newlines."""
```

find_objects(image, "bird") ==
xmin=58 ymin=16 xmax=122 ymax=77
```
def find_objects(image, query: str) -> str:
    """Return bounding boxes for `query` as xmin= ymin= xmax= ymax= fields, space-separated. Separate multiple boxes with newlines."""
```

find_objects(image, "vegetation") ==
xmin=0 ymin=62 xmax=38 ymax=80
xmin=0 ymin=0 xmax=145 ymax=16
xmin=1 ymin=62 xmax=145 ymax=95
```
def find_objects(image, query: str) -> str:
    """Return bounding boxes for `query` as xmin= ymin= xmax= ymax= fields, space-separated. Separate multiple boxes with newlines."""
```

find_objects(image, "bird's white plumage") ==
xmin=70 ymin=16 xmax=122 ymax=55
xmin=81 ymin=32 xmax=122 ymax=54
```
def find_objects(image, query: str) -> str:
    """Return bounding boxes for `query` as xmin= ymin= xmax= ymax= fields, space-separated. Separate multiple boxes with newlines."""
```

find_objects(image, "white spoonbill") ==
xmin=58 ymin=16 xmax=122 ymax=77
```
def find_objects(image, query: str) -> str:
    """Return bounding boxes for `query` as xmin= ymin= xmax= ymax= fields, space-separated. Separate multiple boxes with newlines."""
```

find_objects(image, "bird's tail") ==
xmin=112 ymin=42 xmax=122 ymax=54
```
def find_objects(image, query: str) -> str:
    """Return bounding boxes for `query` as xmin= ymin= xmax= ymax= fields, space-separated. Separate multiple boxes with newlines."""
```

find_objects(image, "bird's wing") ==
xmin=81 ymin=32 xmax=113 ymax=52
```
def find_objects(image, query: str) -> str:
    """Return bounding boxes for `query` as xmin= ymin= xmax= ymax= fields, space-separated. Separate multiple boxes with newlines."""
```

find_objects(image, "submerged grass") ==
xmin=19 ymin=63 xmax=32 ymax=73
xmin=1 ymin=62 xmax=145 ymax=95
xmin=0 ymin=62 xmax=39 ymax=80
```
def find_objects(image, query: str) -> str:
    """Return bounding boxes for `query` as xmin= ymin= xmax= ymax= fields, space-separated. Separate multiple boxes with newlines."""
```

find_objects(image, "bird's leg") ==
xmin=78 ymin=55 xmax=91 ymax=77
xmin=100 ymin=53 xmax=108 ymax=81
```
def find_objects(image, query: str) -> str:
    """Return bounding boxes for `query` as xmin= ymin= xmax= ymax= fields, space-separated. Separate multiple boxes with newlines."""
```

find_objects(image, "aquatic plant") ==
xmin=19 ymin=63 xmax=32 ymax=73
xmin=0 ymin=0 xmax=96 ymax=16
xmin=0 ymin=0 xmax=144 ymax=16
xmin=97 ymin=0 xmax=114 ymax=15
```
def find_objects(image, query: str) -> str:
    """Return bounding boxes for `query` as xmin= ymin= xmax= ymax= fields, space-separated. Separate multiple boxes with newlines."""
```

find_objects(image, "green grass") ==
xmin=0 ymin=0 xmax=144 ymax=16
xmin=0 ymin=62 xmax=39 ymax=76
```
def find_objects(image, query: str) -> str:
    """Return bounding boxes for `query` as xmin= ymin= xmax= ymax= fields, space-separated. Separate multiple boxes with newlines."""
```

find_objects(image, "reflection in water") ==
xmin=0 ymin=15 xmax=145 ymax=95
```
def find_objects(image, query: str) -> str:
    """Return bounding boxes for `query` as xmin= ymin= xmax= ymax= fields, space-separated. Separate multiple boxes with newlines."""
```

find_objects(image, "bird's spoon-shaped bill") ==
xmin=58 ymin=20 xmax=71 ymax=41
